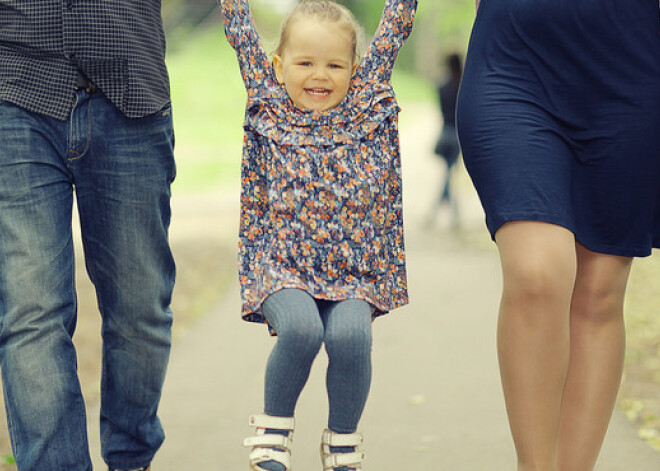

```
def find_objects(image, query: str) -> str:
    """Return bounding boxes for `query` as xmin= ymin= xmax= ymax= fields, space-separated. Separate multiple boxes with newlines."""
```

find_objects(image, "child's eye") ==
xmin=329 ymin=64 xmax=344 ymax=70
xmin=298 ymin=61 xmax=313 ymax=67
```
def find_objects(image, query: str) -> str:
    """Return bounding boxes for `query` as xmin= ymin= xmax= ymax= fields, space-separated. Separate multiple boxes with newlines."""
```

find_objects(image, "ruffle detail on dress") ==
xmin=244 ymin=84 xmax=400 ymax=146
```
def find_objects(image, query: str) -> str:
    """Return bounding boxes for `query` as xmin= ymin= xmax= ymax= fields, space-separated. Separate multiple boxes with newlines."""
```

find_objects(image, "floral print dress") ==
xmin=221 ymin=0 xmax=417 ymax=328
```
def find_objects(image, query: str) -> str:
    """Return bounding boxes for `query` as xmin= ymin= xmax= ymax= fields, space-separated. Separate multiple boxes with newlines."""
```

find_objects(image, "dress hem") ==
xmin=486 ymin=212 xmax=654 ymax=258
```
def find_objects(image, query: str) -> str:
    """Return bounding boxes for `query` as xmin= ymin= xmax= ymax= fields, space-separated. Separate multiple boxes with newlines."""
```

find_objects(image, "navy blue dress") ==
xmin=457 ymin=0 xmax=660 ymax=257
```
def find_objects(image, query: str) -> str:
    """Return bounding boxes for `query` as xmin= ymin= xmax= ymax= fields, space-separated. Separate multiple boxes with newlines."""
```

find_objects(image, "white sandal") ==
xmin=244 ymin=414 xmax=295 ymax=471
xmin=320 ymin=429 xmax=365 ymax=471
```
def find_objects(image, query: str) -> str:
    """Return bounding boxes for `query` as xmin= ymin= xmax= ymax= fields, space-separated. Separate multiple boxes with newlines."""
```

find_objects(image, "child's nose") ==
xmin=312 ymin=67 xmax=328 ymax=80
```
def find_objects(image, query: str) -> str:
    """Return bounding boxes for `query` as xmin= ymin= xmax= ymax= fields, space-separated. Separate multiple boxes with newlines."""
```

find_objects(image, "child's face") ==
xmin=273 ymin=17 xmax=356 ymax=112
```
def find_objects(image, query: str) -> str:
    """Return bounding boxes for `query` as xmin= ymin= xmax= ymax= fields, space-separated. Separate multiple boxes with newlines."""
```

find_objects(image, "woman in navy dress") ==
xmin=457 ymin=0 xmax=660 ymax=469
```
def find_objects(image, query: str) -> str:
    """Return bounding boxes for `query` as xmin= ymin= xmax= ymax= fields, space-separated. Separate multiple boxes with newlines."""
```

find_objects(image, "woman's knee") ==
xmin=571 ymin=248 xmax=633 ymax=322
xmin=496 ymin=222 xmax=577 ymax=305
xmin=503 ymin=263 xmax=574 ymax=306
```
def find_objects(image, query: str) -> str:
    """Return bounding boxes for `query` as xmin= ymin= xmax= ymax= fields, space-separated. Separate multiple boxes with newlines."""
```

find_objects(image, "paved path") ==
xmin=86 ymin=103 xmax=660 ymax=470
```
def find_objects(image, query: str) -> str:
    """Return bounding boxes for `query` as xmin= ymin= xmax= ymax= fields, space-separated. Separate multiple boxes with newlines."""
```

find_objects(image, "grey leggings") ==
xmin=262 ymin=289 xmax=373 ymax=434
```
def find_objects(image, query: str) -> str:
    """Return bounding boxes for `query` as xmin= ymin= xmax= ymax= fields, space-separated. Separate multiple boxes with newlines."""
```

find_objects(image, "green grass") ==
xmin=168 ymin=29 xmax=245 ymax=192
xmin=392 ymin=69 xmax=436 ymax=103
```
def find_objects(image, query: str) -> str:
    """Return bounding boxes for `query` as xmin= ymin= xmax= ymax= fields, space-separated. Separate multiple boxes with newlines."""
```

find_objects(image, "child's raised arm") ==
xmin=219 ymin=0 xmax=273 ymax=92
xmin=359 ymin=0 xmax=418 ymax=83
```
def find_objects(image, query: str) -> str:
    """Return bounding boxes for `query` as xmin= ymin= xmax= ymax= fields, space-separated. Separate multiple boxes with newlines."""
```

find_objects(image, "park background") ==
xmin=0 ymin=0 xmax=659 ymax=467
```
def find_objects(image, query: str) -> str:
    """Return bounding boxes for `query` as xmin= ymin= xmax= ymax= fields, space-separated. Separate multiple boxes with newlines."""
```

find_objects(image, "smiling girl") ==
xmin=272 ymin=6 xmax=358 ymax=111
xmin=219 ymin=0 xmax=417 ymax=470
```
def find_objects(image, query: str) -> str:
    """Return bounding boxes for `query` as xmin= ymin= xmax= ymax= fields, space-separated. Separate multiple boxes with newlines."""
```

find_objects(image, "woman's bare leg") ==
xmin=556 ymin=244 xmax=632 ymax=471
xmin=495 ymin=221 xmax=577 ymax=471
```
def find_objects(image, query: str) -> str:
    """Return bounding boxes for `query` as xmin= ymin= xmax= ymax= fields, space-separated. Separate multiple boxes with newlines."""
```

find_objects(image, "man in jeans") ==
xmin=0 ymin=1 xmax=176 ymax=470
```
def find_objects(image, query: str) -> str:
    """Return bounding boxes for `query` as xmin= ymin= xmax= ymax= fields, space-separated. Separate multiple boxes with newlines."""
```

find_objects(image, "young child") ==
xmin=220 ymin=0 xmax=417 ymax=469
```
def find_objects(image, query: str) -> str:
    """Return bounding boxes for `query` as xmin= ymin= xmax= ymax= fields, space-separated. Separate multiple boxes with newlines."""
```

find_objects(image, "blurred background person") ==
xmin=425 ymin=52 xmax=463 ymax=230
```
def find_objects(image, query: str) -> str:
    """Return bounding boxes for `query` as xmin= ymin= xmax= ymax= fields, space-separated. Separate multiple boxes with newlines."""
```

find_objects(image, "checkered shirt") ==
xmin=0 ymin=0 xmax=170 ymax=120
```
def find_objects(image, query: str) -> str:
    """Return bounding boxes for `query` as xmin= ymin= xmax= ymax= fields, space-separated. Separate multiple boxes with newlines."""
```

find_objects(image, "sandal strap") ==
xmin=248 ymin=447 xmax=292 ymax=468
xmin=322 ymin=451 xmax=365 ymax=470
xmin=321 ymin=429 xmax=363 ymax=447
xmin=245 ymin=414 xmax=294 ymax=471
xmin=249 ymin=414 xmax=295 ymax=431
xmin=320 ymin=429 xmax=365 ymax=470
xmin=244 ymin=434 xmax=292 ymax=450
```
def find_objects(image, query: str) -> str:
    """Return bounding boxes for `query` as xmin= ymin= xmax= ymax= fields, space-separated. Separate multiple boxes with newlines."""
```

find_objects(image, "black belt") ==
xmin=76 ymin=71 xmax=97 ymax=93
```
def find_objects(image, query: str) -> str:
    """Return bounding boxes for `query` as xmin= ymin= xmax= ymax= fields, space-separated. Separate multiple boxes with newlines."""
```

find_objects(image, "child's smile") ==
xmin=303 ymin=87 xmax=333 ymax=106
xmin=305 ymin=88 xmax=331 ymax=97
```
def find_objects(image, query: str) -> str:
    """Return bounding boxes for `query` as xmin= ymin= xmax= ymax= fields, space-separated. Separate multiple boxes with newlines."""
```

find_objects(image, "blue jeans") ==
xmin=0 ymin=92 xmax=176 ymax=470
xmin=262 ymin=289 xmax=372 ymax=433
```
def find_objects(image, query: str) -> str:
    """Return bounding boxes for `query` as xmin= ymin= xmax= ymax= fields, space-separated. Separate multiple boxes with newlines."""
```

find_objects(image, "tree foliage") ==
xmin=334 ymin=0 xmax=476 ymax=77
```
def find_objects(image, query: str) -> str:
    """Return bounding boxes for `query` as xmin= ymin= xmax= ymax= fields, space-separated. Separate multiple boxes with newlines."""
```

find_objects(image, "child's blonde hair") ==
xmin=274 ymin=0 xmax=363 ymax=63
